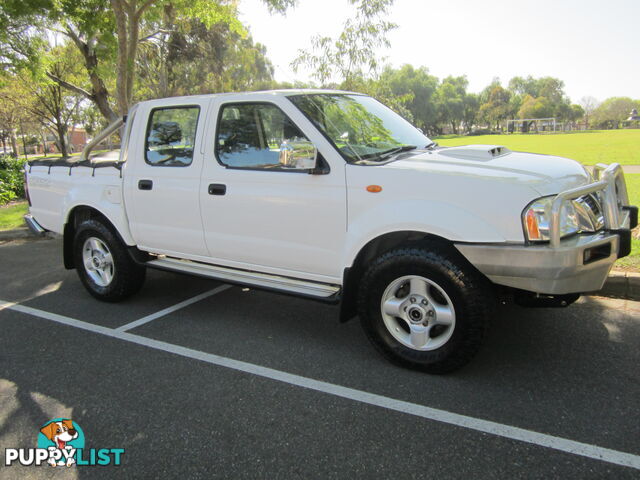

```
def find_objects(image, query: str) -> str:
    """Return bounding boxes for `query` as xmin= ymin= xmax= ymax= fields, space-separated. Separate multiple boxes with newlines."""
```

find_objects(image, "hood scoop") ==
xmin=438 ymin=144 xmax=511 ymax=161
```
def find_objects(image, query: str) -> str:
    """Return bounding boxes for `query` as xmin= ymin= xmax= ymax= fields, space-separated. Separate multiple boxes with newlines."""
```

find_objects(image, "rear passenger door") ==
xmin=125 ymin=101 xmax=209 ymax=257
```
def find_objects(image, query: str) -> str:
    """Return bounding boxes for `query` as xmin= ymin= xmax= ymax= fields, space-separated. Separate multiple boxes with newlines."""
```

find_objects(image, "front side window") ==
xmin=145 ymin=106 xmax=200 ymax=166
xmin=289 ymin=94 xmax=432 ymax=163
xmin=215 ymin=103 xmax=315 ymax=170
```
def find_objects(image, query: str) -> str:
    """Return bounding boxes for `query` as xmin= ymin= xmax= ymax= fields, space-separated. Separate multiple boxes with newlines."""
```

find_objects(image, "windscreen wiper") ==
xmin=372 ymin=145 xmax=417 ymax=162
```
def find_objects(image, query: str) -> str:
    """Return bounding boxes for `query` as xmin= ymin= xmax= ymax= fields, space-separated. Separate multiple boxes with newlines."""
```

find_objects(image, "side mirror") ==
xmin=279 ymin=140 xmax=328 ymax=174
xmin=308 ymin=153 xmax=330 ymax=175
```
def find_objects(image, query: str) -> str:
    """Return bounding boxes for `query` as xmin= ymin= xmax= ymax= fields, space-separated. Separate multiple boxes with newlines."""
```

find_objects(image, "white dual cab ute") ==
xmin=24 ymin=90 xmax=638 ymax=373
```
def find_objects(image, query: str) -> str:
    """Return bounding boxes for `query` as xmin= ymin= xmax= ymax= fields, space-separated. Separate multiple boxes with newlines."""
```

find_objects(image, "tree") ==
xmin=376 ymin=65 xmax=439 ymax=134
xmin=517 ymin=94 xmax=553 ymax=119
xmin=461 ymin=93 xmax=479 ymax=134
xmin=137 ymin=13 xmax=276 ymax=99
xmin=435 ymin=76 xmax=468 ymax=134
xmin=19 ymin=45 xmax=87 ymax=157
xmin=478 ymin=84 xmax=511 ymax=130
xmin=0 ymin=75 xmax=28 ymax=155
xmin=591 ymin=97 xmax=640 ymax=129
xmin=292 ymin=0 xmax=396 ymax=89
xmin=579 ymin=96 xmax=599 ymax=128
xmin=508 ymin=75 xmax=571 ymax=120
xmin=568 ymin=104 xmax=584 ymax=123
xmin=1 ymin=0 xmax=295 ymax=120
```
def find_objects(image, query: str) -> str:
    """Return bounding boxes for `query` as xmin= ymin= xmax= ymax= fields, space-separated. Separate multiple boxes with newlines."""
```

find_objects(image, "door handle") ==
xmin=208 ymin=183 xmax=226 ymax=195
xmin=138 ymin=179 xmax=153 ymax=191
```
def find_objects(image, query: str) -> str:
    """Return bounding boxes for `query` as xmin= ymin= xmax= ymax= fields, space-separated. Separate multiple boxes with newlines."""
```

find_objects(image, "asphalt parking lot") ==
xmin=1 ymin=237 xmax=639 ymax=479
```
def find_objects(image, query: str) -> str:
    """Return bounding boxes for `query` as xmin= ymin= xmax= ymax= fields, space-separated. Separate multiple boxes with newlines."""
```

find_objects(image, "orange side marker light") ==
xmin=366 ymin=185 xmax=382 ymax=193
xmin=525 ymin=209 xmax=540 ymax=240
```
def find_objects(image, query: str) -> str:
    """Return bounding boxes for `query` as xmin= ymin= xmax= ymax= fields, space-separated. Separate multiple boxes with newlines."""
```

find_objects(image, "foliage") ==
xmin=137 ymin=15 xmax=275 ymax=98
xmin=292 ymin=0 xmax=396 ymax=89
xmin=517 ymin=94 xmax=553 ymax=119
xmin=591 ymin=97 xmax=640 ymax=129
xmin=0 ymin=74 xmax=31 ymax=155
xmin=435 ymin=129 xmax=640 ymax=166
xmin=367 ymin=65 xmax=437 ymax=132
xmin=0 ymin=153 xmax=24 ymax=204
xmin=0 ymin=0 xmax=295 ymax=120
xmin=580 ymin=96 xmax=599 ymax=127
xmin=478 ymin=84 xmax=511 ymax=129
xmin=434 ymin=76 xmax=468 ymax=135
xmin=615 ymin=173 xmax=640 ymax=268
xmin=17 ymin=44 xmax=87 ymax=157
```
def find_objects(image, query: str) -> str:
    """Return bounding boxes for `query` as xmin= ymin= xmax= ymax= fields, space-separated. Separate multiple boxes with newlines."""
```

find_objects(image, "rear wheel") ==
xmin=357 ymin=244 xmax=492 ymax=373
xmin=73 ymin=219 xmax=146 ymax=302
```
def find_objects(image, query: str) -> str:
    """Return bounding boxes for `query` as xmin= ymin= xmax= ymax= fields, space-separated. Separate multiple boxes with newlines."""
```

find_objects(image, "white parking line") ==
xmin=1 ymin=299 xmax=639 ymax=471
xmin=115 ymin=284 xmax=232 ymax=332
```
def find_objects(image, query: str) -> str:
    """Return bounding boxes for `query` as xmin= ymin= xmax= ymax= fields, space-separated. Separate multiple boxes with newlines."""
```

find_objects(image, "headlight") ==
xmin=523 ymin=194 xmax=604 ymax=242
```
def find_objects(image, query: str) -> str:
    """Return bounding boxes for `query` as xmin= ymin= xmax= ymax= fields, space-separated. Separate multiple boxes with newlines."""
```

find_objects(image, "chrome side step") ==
xmin=24 ymin=214 xmax=46 ymax=236
xmin=147 ymin=257 xmax=341 ymax=299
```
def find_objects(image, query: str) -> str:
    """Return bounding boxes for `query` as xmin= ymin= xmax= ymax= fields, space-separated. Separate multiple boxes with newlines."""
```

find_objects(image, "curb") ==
xmin=592 ymin=271 xmax=640 ymax=301
xmin=0 ymin=227 xmax=639 ymax=301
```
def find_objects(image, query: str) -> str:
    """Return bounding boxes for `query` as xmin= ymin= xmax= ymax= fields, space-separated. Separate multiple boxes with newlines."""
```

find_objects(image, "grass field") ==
xmin=18 ymin=149 xmax=111 ymax=162
xmin=435 ymin=129 xmax=640 ymax=166
xmin=0 ymin=201 xmax=27 ymax=231
xmin=617 ymin=173 xmax=640 ymax=269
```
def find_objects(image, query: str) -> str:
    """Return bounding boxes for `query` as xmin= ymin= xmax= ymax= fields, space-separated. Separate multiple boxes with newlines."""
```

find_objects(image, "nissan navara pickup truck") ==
xmin=23 ymin=90 xmax=638 ymax=373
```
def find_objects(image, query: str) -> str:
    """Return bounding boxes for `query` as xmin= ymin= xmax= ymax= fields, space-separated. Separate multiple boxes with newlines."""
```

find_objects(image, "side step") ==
xmin=147 ymin=257 xmax=341 ymax=299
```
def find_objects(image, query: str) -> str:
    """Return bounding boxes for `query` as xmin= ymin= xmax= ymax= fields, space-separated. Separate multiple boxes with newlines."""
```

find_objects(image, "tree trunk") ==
xmin=125 ymin=10 xmax=140 ymax=109
xmin=10 ymin=131 xmax=18 ymax=156
xmin=82 ymin=43 xmax=119 ymax=122
xmin=55 ymin=119 xmax=69 ymax=158
xmin=63 ymin=29 xmax=119 ymax=123
xmin=20 ymin=127 xmax=27 ymax=160
xmin=112 ymin=0 xmax=129 ymax=114
xmin=111 ymin=0 xmax=157 ymax=115
xmin=40 ymin=131 xmax=48 ymax=157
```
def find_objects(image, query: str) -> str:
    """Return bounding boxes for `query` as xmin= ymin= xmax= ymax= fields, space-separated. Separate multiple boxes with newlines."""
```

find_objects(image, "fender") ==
xmin=342 ymin=199 xmax=507 ymax=270
xmin=62 ymin=186 xmax=135 ymax=246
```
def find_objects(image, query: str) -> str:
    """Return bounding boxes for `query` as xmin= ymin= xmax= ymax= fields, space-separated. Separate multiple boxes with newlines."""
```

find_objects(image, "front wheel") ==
xmin=357 ymin=244 xmax=492 ymax=373
xmin=73 ymin=219 xmax=146 ymax=302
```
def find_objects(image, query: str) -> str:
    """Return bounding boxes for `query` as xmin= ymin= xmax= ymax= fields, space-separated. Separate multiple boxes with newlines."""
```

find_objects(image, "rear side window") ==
xmin=145 ymin=106 xmax=200 ymax=166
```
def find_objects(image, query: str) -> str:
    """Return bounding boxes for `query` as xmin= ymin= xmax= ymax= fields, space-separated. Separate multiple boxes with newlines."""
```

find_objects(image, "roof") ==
xmin=135 ymin=89 xmax=363 ymax=107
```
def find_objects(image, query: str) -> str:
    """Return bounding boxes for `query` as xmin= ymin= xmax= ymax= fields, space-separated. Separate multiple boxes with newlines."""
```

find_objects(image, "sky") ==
xmin=238 ymin=0 xmax=640 ymax=103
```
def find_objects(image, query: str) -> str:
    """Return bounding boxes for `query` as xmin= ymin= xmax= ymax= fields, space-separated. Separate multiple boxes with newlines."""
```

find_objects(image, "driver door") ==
xmin=199 ymin=97 xmax=346 ymax=282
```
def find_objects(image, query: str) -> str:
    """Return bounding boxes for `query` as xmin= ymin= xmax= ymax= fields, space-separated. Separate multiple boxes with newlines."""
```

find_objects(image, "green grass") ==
xmin=617 ymin=173 xmax=640 ymax=269
xmin=24 ymin=149 xmax=111 ymax=162
xmin=0 ymin=201 xmax=27 ymax=231
xmin=435 ymin=129 xmax=640 ymax=166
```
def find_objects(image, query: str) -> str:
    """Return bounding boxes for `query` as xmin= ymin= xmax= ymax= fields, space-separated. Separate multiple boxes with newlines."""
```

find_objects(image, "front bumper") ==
xmin=456 ymin=230 xmax=624 ymax=294
xmin=456 ymin=163 xmax=637 ymax=295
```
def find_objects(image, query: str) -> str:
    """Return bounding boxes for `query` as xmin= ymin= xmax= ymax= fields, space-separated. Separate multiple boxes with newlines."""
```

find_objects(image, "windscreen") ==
xmin=288 ymin=93 xmax=432 ymax=163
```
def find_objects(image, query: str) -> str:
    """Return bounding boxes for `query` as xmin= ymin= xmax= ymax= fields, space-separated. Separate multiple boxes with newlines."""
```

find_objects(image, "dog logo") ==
xmin=37 ymin=418 xmax=85 ymax=467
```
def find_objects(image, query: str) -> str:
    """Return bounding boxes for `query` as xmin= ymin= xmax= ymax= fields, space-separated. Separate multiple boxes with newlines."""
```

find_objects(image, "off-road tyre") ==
xmin=73 ymin=219 xmax=146 ymax=302
xmin=357 ymin=243 xmax=492 ymax=373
